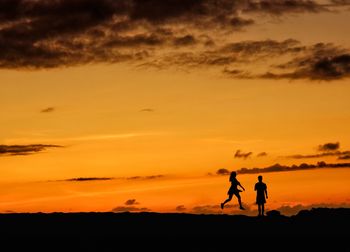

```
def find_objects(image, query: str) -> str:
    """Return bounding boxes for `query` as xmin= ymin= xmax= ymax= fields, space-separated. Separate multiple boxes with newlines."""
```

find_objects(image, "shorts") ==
xmin=228 ymin=187 xmax=242 ymax=196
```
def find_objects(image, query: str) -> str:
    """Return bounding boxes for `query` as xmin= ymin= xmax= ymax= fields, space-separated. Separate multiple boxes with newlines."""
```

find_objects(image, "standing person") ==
xmin=221 ymin=171 xmax=245 ymax=210
xmin=255 ymin=175 xmax=268 ymax=216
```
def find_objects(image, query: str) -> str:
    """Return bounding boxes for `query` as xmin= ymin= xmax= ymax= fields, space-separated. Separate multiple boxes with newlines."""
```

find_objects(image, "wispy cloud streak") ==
xmin=0 ymin=144 xmax=62 ymax=156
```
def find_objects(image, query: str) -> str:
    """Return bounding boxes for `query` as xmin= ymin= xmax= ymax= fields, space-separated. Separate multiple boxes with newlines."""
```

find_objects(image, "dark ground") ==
xmin=0 ymin=208 xmax=348 ymax=250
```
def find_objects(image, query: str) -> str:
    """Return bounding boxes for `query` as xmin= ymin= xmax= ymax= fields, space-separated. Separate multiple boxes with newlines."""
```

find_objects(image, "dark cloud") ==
xmin=242 ymin=0 xmax=328 ymax=15
xmin=221 ymin=39 xmax=302 ymax=55
xmin=317 ymin=142 xmax=339 ymax=152
xmin=173 ymin=35 xmax=196 ymax=46
xmin=235 ymin=161 xmax=350 ymax=174
xmin=234 ymin=150 xmax=253 ymax=159
xmin=53 ymin=174 xmax=165 ymax=182
xmin=286 ymin=141 xmax=349 ymax=159
xmin=286 ymin=151 xmax=350 ymax=159
xmin=216 ymin=168 xmax=230 ymax=176
xmin=126 ymin=175 xmax=164 ymax=180
xmin=103 ymin=34 xmax=164 ymax=48
xmin=220 ymin=41 xmax=350 ymax=81
xmin=338 ymin=154 xmax=350 ymax=160
xmin=0 ymin=0 xmax=232 ymax=68
xmin=154 ymin=39 xmax=306 ymax=73
xmin=140 ymin=108 xmax=155 ymax=112
xmin=112 ymin=206 xmax=150 ymax=213
xmin=64 ymin=177 xmax=114 ymax=182
xmin=0 ymin=0 xmax=334 ymax=70
xmin=258 ymin=53 xmax=350 ymax=80
xmin=41 ymin=107 xmax=55 ymax=113
xmin=254 ymin=43 xmax=350 ymax=80
xmin=330 ymin=0 xmax=350 ymax=5
xmin=1 ymin=1 xmax=349 ymax=82
xmin=0 ymin=144 xmax=62 ymax=156
xmin=125 ymin=199 xmax=139 ymax=206
xmin=228 ymin=17 xmax=255 ymax=29
xmin=257 ymin=152 xmax=268 ymax=157
xmin=175 ymin=205 xmax=186 ymax=212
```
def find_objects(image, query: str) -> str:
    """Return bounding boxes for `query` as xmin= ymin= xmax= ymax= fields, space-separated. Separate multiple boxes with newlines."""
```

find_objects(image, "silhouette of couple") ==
xmin=220 ymin=171 xmax=268 ymax=216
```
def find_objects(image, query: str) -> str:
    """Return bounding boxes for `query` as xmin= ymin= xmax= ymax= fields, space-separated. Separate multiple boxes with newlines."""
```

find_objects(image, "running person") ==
xmin=221 ymin=171 xmax=245 ymax=210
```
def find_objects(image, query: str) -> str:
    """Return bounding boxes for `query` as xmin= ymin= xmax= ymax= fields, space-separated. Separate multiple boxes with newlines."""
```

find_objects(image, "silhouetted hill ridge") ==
xmin=0 ymin=207 xmax=348 ymax=238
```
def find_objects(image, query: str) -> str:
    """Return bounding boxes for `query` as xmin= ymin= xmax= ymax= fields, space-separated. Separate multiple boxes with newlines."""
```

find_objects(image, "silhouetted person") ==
xmin=255 ymin=175 xmax=268 ymax=216
xmin=221 ymin=171 xmax=245 ymax=210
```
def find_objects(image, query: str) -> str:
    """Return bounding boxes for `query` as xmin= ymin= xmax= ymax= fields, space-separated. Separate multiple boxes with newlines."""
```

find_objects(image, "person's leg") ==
xmin=236 ymin=194 xmax=245 ymax=210
xmin=221 ymin=194 xmax=232 ymax=209
xmin=261 ymin=203 xmax=265 ymax=216
xmin=258 ymin=204 xmax=261 ymax=216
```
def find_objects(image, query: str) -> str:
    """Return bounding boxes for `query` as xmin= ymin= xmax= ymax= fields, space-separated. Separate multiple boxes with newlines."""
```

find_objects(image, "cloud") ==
xmin=338 ymin=154 xmax=350 ymax=160
xmin=63 ymin=177 xmax=114 ymax=182
xmin=318 ymin=142 xmax=340 ymax=152
xmin=52 ymin=174 xmax=165 ymax=182
xmin=40 ymin=107 xmax=55 ymax=113
xmin=234 ymin=150 xmax=253 ymax=159
xmin=228 ymin=17 xmax=255 ymax=30
xmin=140 ymin=108 xmax=155 ymax=112
xmin=1 ymin=1 xmax=349 ymax=81
xmin=0 ymin=0 xmax=335 ymax=71
xmin=191 ymin=203 xmax=253 ymax=215
xmin=191 ymin=202 xmax=350 ymax=216
xmin=235 ymin=161 xmax=350 ymax=174
xmin=175 ymin=205 xmax=186 ymax=212
xmin=161 ymin=39 xmax=302 ymax=69
xmin=0 ymin=144 xmax=62 ymax=156
xmin=191 ymin=204 xmax=223 ymax=214
xmin=216 ymin=168 xmax=230 ymax=176
xmin=330 ymin=0 xmax=350 ymax=5
xmin=113 ymin=197 xmax=150 ymax=213
xmin=286 ymin=151 xmax=350 ymax=159
xmin=125 ymin=199 xmax=139 ymax=206
xmin=154 ymin=38 xmax=348 ymax=81
xmin=242 ymin=0 xmax=328 ymax=15
xmin=275 ymin=202 xmax=350 ymax=216
xmin=112 ymin=206 xmax=150 ymax=213
xmin=126 ymin=175 xmax=165 ymax=180
xmin=257 ymin=152 xmax=268 ymax=157
xmin=286 ymin=142 xmax=350 ymax=159
xmin=222 ymin=42 xmax=350 ymax=80
xmin=258 ymin=53 xmax=350 ymax=80
xmin=173 ymin=35 xmax=197 ymax=46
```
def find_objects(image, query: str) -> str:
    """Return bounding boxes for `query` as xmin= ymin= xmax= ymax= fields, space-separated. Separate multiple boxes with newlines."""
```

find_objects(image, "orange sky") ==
xmin=0 ymin=0 xmax=349 ymax=215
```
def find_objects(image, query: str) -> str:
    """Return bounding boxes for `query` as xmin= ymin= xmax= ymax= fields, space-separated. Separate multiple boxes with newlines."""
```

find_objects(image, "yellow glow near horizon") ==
xmin=0 ymin=168 xmax=349 ymax=215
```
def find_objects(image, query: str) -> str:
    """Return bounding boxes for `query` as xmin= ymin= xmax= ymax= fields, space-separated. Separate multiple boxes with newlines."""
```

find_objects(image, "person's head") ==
xmin=231 ymin=171 xmax=237 ymax=177
xmin=258 ymin=175 xmax=263 ymax=182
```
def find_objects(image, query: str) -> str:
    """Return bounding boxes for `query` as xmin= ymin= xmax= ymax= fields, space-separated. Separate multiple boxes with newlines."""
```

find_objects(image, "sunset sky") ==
xmin=0 ymin=0 xmax=350 ymax=215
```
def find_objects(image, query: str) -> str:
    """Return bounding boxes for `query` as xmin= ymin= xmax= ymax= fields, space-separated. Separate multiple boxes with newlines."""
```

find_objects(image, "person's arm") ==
xmin=265 ymin=185 xmax=268 ymax=199
xmin=239 ymin=182 xmax=245 ymax=191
